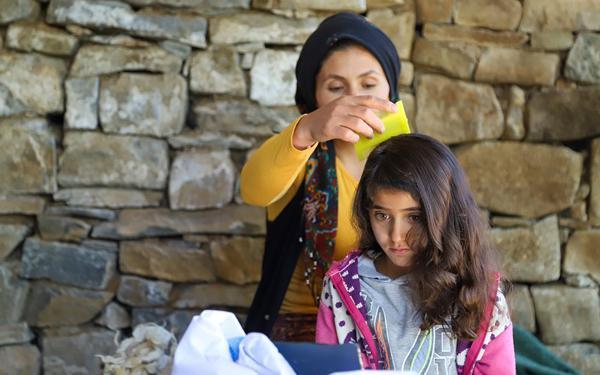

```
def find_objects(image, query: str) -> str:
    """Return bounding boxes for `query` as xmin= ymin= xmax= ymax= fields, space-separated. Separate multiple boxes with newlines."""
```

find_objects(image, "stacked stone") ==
xmin=0 ymin=0 xmax=599 ymax=373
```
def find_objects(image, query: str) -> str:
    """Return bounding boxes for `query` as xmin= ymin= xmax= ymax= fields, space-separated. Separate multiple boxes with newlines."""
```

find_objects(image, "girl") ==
xmin=316 ymin=134 xmax=515 ymax=374
xmin=241 ymin=12 xmax=401 ymax=341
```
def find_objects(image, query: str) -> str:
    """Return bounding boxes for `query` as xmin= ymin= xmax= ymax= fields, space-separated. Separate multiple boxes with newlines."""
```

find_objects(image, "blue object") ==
xmin=227 ymin=336 xmax=244 ymax=361
xmin=274 ymin=342 xmax=362 ymax=375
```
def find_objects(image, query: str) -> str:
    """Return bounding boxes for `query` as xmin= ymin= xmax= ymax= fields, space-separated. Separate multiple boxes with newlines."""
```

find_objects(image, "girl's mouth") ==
xmin=389 ymin=247 xmax=411 ymax=254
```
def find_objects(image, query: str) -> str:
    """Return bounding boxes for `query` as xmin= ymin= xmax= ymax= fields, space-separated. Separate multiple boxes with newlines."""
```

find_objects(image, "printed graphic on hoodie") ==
xmin=361 ymin=290 xmax=457 ymax=374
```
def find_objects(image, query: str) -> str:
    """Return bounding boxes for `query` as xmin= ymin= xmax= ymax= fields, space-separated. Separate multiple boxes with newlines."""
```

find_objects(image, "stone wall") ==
xmin=0 ymin=0 xmax=599 ymax=374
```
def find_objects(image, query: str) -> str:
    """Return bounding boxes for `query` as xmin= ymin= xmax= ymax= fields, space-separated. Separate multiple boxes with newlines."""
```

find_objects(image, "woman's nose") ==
xmin=346 ymin=84 xmax=359 ymax=96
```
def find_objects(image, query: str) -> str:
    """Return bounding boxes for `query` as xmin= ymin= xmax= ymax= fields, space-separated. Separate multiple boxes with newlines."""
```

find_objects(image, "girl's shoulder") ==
xmin=488 ymin=286 xmax=512 ymax=336
xmin=325 ymin=249 xmax=362 ymax=278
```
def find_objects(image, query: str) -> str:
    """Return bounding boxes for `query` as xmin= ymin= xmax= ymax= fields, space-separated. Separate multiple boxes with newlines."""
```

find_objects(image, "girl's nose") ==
xmin=390 ymin=220 xmax=409 ymax=245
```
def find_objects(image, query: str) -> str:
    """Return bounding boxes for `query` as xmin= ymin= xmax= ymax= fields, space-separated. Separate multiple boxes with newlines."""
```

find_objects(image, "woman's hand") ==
xmin=292 ymin=95 xmax=398 ymax=150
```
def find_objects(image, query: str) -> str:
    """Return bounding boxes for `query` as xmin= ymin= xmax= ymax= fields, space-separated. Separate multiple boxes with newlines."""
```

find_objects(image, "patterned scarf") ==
xmin=303 ymin=141 xmax=338 ymax=304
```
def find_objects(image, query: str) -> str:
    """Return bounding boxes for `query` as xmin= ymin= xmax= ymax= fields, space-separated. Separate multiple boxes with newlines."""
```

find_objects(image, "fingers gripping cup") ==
xmin=354 ymin=101 xmax=411 ymax=160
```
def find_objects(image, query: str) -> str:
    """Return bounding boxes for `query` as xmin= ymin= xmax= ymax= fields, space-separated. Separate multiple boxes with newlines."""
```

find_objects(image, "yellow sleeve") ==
xmin=240 ymin=116 xmax=317 ymax=213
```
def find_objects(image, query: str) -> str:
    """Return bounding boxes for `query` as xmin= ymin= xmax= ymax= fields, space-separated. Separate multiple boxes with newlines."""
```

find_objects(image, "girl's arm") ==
xmin=473 ymin=324 xmax=515 ymax=375
xmin=240 ymin=116 xmax=317 ymax=208
xmin=316 ymin=301 xmax=338 ymax=344
xmin=473 ymin=290 xmax=516 ymax=375
xmin=315 ymin=277 xmax=339 ymax=344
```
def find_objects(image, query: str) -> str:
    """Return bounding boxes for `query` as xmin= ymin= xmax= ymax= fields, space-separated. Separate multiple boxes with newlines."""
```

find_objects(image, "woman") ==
xmin=241 ymin=12 xmax=402 ymax=341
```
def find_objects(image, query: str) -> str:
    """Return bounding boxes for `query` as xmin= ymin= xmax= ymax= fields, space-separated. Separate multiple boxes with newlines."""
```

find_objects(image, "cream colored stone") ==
xmin=250 ymin=49 xmax=298 ymax=106
xmin=527 ymin=87 xmax=600 ymax=141
xmin=0 ymin=120 xmax=56 ymax=194
xmin=108 ymin=205 xmax=265 ymax=238
xmin=58 ymin=132 xmax=169 ymax=189
xmin=0 ymin=223 xmax=31 ymax=259
xmin=172 ymin=283 xmax=257 ymax=308
xmin=257 ymin=0 xmax=366 ymax=11
xmin=0 ymin=264 xmax=29 ymax=325
xmin=367 ymin=0 xmax=406 ymax=8
xmin=125 ymin=0 xmax=249 ymax=7
xmin=490 ymin=215 xmax=561 ymax=282
xmin=190 ymin=98 xmax=298 ymax=137
xmin=95 ymin=302 xmax=131 ymax=330
xmin=399 ymin=60 xmax=414 ymax=87
xmin=415 ymin=74 xmax=503 ymax=144
xmin=502 ymin=85 xmax=525 ymax=140
xmin=0 ymin=52 xmax=67 ymax=114
xmin=454 ymin=0 xmax=522 ymax=30
xmin=210 ymin=237 xmax=264 ymax=285
xmin=416 ymin=0 xmax=453 ymax=23
xmin=520 ymin=0 xmax=600 ymax=32
xmin=210 ymin=12 xmax=319 ymax=45
xmin=117 ymin=275 xmax=172 ymax=307
xmin=42 ymin=327 xmax=117 ymax=375
xmin=423 ymin=23 xmax=528 ymax=47
xmin=0 ymin=0 xmax=40 ymax=24
xmin=190 ymin=46 xmax=246 ymax=96
xmin=65 ymin=77 xmax=98 ymax=130
xmin=368 ymin=8 xmax=415 ymax=60
xmin=565 ymin=33 xmax=600 ymax=84
xmin=507 ymin=285 xmax=536 ymax=332
xmin=0 ymin=322 xmax=34 ymax=346
xmin=412 ymin=38 xmax=479 ymax=79
xmin=100 ymin=73 xmax=187 ymax=137
xmin=549 ymin=344 xmax=600 ymax=375
xmin=475 ymin=47 xmax=559 ymax=86
xmin=0 ymin=196 xmax=45 ymax=215
xmin=531 ymin=31 xmax=574 ymax=50
xmin=6 ymin=22 xmax=78 ymax=56
xmin=531 ymin=285 xmax=600 ymax=344
xmin=38 ymin=215 xmax=91 ymax=243
xmin=24 ymin=282 xmax=113 ymax=327
xmin=564 ymin=230 xmax=600 ymax=282
xmin=456 ymin=142 xmax=583 ymax=218
xmin=47 ymin=0 xmax=207 ymax=47
xmin=70 ymin=45 xmax=182 ymax=78
xmin=120 ymin=239 xmax=215 ymax=283
xmin=169 ymin=150 xmax=235 ymax=210
xmin=0 ymin=345 xmax=40 ymax=375
xmin=54 ymin=188 xmax=162 ymax=209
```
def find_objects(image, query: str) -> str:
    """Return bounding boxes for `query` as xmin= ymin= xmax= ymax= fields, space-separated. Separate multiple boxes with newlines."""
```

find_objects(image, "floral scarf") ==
xmin=302 ymin=141 xmax=338 ymax=304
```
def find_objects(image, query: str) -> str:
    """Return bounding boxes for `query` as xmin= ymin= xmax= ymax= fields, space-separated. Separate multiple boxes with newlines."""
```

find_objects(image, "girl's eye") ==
xmin=374 ymin=212 xmax=390 ymax=221
xmin=328 ymin=86 xmax=344 ymax=92
xmin=408 ymin=214 xmax=421 ymax=223
xmin=362 ymin=83 xmax=376 ymax=89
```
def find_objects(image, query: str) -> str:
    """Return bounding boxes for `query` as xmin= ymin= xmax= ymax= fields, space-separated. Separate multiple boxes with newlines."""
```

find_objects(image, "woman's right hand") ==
xmin=292 ymin=95 xmax=398 ymax=150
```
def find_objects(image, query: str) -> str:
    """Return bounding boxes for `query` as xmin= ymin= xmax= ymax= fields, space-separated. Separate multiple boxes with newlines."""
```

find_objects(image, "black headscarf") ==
xmin=295 ymin=12 xmax=402 ymax=114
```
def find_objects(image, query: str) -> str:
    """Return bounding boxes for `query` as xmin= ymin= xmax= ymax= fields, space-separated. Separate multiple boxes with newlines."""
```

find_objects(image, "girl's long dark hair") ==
xmin=353 ymin=134 xmax=506 ymax=339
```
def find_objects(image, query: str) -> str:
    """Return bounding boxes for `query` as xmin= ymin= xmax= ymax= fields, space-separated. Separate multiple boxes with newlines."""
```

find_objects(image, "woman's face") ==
xmin=315 ymin=45 xmax=390 ymax=108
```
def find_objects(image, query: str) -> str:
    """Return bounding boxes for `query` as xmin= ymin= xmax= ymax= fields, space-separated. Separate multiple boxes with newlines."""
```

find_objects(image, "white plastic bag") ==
xmin=172 ymin=310 xmax=295 ymax=375
xmin=237 ymin=332 xmax=295 ymax=375
xmin=172 ymin=310 xmax=255 ymax=375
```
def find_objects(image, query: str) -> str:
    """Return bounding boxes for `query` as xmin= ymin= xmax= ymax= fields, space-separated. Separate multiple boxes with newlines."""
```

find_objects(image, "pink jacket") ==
xmin=316 ymin=251 xmax=515 ymax=374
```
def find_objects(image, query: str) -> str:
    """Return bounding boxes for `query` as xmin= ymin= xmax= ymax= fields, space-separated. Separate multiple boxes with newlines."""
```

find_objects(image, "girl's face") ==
xmin=315 ymin=45 xmax=390 ymax=108
xmin=369 ymin=188 xmax=421 ymax=278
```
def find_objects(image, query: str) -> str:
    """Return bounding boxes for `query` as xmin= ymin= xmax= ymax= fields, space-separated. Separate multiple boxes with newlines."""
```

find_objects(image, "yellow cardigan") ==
xmin=240 ymin=117 xmax=359 ymax=314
